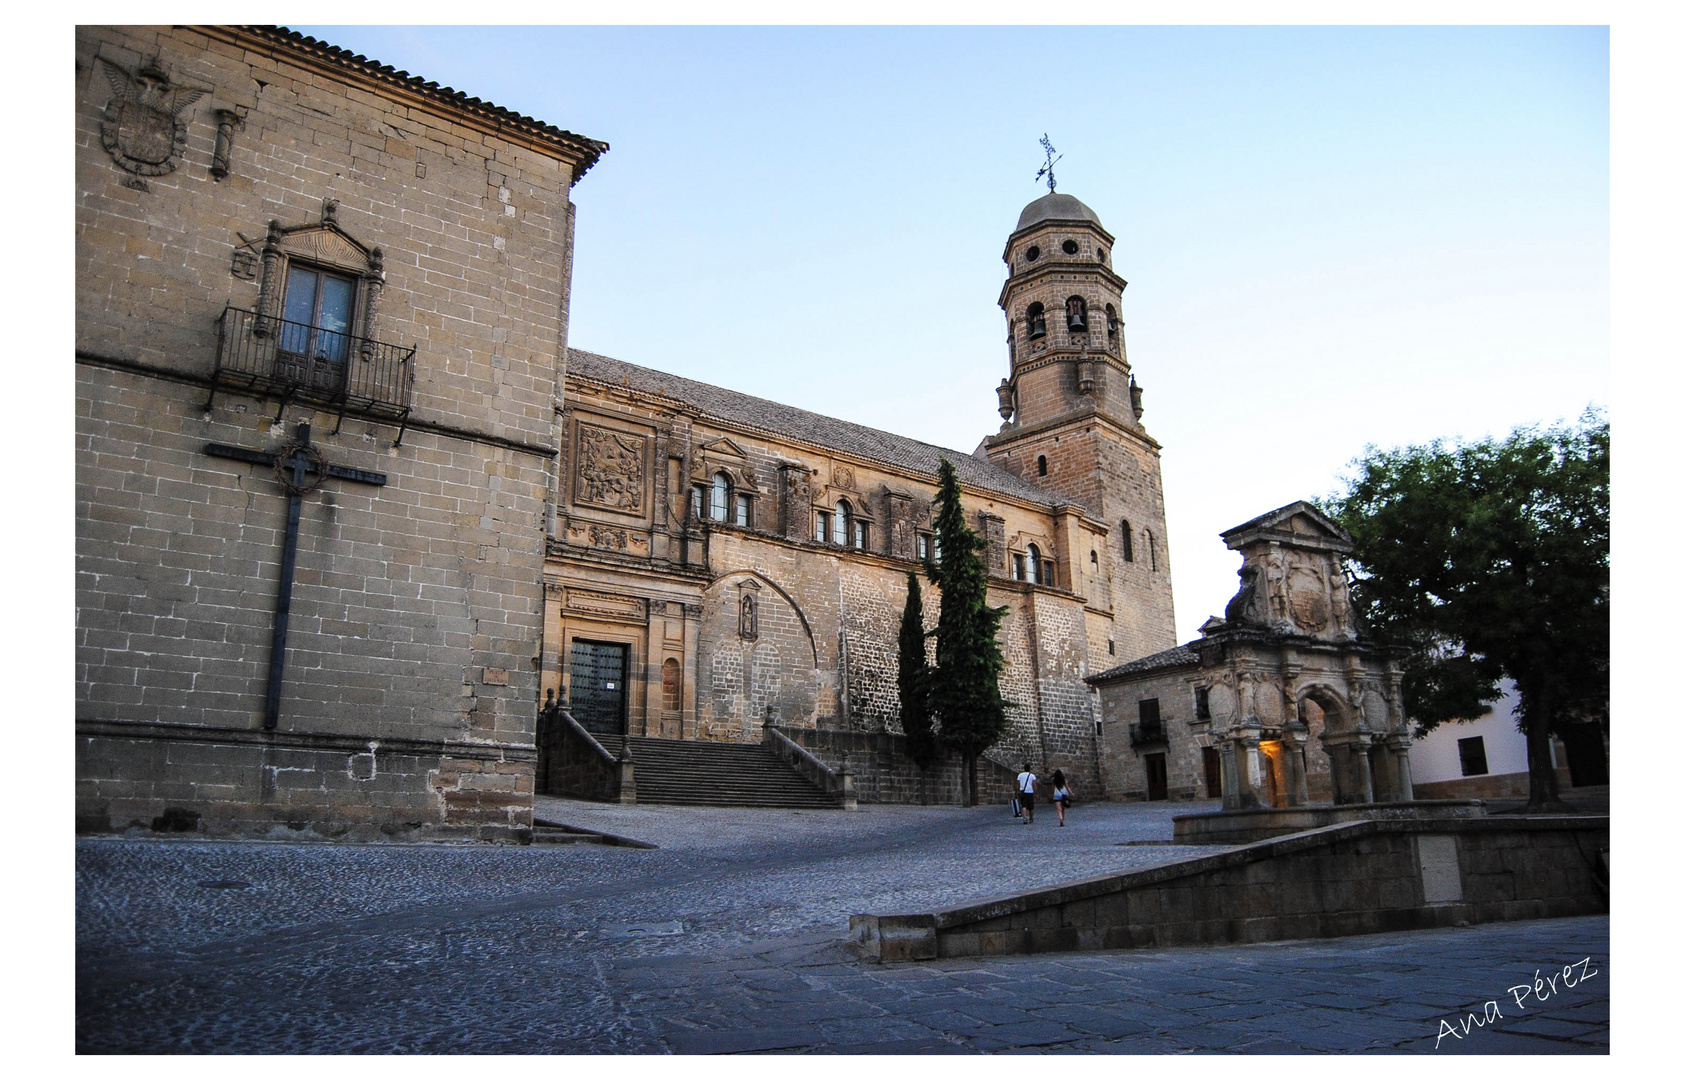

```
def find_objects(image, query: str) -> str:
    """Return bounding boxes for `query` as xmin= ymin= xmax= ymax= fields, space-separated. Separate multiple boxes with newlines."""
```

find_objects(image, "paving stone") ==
xmin=76 ymin=799 xmax=1609 ymax=1054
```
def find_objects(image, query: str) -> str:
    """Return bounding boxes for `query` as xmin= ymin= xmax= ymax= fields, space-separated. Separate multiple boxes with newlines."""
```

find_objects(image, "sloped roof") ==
xmin=566 ymin=349 xmax=1064 ymax=508
xmin=1085 ymin=643 xmax=1200 ymax=684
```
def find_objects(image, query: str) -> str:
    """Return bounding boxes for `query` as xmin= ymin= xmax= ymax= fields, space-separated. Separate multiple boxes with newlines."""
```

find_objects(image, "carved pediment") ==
xmin=278 ymin=224 xmax=374 ymax=275
xmin=1220 ymin=500 xmax=1352 ymax=554
xmin=698 ymin=436 xmax=749 ymax=459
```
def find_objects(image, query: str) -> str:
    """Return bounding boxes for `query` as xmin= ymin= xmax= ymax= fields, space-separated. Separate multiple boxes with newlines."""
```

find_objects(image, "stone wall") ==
xmin=852 ymin=815 xmax=1610 ymax=961
xmin=75 ymin=26 xmax=596 ymax=840
xmin=1095 ymin=660 xmax=1212 ymax=801
xmin=778 ymin=727 xmax=1020 ymax=807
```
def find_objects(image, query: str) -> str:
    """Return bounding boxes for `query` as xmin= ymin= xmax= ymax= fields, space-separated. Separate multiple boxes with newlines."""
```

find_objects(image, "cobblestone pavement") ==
xmin=76 ymin=798 xmax=1609 ymax=1053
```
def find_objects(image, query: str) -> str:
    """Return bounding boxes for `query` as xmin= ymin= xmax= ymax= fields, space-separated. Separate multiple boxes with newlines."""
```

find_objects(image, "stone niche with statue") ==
xmin=1198 ymin=501 xmax=1415 ymax=811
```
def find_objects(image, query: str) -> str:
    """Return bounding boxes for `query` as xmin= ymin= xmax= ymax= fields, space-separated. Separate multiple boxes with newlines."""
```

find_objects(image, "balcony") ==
xmin=1129 ymin=721 xmax=1168 ymax=749
xmin=210 ymin=306 xmax=415 ymax=438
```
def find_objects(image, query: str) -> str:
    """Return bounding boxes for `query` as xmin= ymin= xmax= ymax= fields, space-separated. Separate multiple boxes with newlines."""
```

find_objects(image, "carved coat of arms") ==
xmin=99 ymin=57 xmax=207 ymax=176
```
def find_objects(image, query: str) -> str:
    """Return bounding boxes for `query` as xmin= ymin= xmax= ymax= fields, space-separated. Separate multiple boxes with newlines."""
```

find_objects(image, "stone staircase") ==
xmin=597 ymin=734 xmax=844 ymax=809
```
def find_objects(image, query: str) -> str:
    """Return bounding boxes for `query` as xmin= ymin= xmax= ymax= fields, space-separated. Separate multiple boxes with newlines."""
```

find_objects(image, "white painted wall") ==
xmin=1407 ymin=680 xmax=1532 ymax=783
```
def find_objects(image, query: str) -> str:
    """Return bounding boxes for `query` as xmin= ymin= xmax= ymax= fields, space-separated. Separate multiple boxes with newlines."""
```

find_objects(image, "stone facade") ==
xmin=1090 ymin=502 xmax=1415 ymax=810
xmin=75 ymin=25 xmax=604 ymax=840
xmin=76 ymin=27 xmax=1182 ymax=835
xmin=541 ymin=190 xmax=1179 ymax=802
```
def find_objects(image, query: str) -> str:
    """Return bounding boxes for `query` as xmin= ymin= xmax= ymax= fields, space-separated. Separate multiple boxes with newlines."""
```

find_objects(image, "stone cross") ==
xmin=203 ymin=422 xmax=387 ymax=729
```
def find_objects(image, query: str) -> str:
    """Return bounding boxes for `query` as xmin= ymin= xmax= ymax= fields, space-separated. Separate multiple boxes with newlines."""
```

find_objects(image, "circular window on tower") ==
xmin=1062 ymin=239 xmax=1079 ymax=255
xmin=1025 ymin=245 xmax=1040 ymax=262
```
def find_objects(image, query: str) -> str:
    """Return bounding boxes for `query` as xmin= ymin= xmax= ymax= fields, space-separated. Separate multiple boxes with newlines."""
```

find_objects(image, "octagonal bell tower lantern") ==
xmin=983 ymin=171 xmax=1178 ymax=662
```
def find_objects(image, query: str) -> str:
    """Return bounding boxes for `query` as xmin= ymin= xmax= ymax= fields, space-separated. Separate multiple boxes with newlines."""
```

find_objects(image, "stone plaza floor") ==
xmin=75 ymin=797 xmax=1609 ymax=1054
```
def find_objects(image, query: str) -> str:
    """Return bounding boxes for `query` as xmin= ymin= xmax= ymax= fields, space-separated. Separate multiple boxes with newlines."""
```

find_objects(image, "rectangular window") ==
xmin=734 ymin=494 xmax=751 ymax=527
xmin=852 ymin=520 xmax=867 ymax=549
xmin=815 ymin=510 xmax=831 ymax=541
xmin=1194 ymin=686 xmax=1211 ymax=720
xmin=1139 ymin=698 xmax=1161 ymax=730
xmin=1012 ymin=554 xmax=1026 ymax=580
xmin=690 ymin=486 xmax=704 ymax=521
xmin=917 ymin=534 xmax=930 ymax=561
xmin=1458 ymin=736 xmax=1489 ymax=777
xmin=280 ymin=264 xmax=355 ymax=362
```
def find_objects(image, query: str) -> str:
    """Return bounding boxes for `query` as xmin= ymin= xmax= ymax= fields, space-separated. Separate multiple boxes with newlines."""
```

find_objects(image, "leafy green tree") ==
xmin=1326 ymin=412 xmax=1608 ymax=810
xmin=896 ymin=570 xmax=937 ymax=770
xmin=923 ymin=458 xmax=1010 ymax=806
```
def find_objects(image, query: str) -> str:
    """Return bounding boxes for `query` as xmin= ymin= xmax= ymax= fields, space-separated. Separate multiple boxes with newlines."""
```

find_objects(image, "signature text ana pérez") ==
xmin=1434 ymin=957 xmax=1600 ymax=1049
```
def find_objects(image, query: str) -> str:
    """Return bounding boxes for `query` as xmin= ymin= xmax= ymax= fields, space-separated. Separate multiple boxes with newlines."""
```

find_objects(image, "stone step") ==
xmin=620 ymin=736 xmax=842 ymax=809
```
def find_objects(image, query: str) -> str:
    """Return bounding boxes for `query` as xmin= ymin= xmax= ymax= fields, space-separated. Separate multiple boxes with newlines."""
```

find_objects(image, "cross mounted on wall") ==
xmin=203 ymin=422 xmax=387 ymax=730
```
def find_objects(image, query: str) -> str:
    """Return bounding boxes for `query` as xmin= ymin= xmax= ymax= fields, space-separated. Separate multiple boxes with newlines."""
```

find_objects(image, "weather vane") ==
xmin=1035 ymin=134 xmax=1062 ymax=193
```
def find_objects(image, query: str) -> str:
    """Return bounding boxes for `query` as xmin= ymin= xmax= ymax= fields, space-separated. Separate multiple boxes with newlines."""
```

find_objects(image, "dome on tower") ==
xmin=1015 ymin=191 xmax=1102 ymax=232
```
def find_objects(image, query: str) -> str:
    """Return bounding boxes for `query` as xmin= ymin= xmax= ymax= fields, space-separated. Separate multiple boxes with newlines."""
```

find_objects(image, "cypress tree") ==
xmin=897 ymin=570 xmax=937 ymax=769
xmin=924 ymin=458 xmax=1009 ymax=806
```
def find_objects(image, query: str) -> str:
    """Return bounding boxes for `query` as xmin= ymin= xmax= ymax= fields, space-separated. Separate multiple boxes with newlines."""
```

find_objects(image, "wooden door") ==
xmin=568 ymin=640 xmax=628 ymax=737
xmin=1145 ymin=753 xmax=1169 ymax=801
xmin=1202 ymin=746 xmax=1222 ymax=798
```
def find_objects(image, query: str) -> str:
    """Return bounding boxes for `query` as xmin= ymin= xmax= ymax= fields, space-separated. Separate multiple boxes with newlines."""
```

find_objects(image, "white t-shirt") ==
xmin=1017 ymin=771 xmax=1037 ymax=794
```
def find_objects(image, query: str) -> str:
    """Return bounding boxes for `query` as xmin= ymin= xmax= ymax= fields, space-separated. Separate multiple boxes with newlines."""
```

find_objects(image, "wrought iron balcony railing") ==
xmin=1129 ymin=721 xmax=1168 ymax=749
xmin=210 ymin=306 xmax=415 ymax=440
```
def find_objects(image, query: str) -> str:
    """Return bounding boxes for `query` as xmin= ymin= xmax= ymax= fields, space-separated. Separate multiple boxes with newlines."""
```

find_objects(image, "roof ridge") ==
xmin=565 ymin=348 xmax=1067 ymax=508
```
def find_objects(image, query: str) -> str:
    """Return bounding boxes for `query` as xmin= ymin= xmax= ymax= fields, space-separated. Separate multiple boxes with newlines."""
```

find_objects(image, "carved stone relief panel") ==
xmin=573 ymin=422 xmax=647 ymax=515
xmin=562 ymin=588 xmax=647 ymax=624
xmin=780 ymin=463 xmax=813 ymax=541
xmin=563 ymin=520 xmax=652 ymax=556
xmin=97 ymin=56 xmax=207 ymax=178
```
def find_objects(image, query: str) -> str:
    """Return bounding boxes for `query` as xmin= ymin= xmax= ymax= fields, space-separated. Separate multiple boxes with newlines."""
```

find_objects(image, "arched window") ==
xmin=1036 ymin=455 xmax=1048 ymax=476
xmin=1105 ymin=304 xmax=1119 ymax=343
xmin=1027 ymin=544 xmax=1041 ymax=584
xmin=1121 ymin=520 xmax=1134 ymax=562
xmin=710 ymin=472 xmax=731 ymax=521
xmin=1025 ymin=302 xmax=1047 ymax=339
xmin=834 ymin=499 xmax=852 ymax=546
xmin=1066 ymin=295 xmax=1088 ymax=333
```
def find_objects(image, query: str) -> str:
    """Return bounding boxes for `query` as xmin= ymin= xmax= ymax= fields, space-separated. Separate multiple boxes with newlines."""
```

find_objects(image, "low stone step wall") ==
xmin=850 ymin=815 xmax=1608 ymax=962
xmin=1171 ymin=799 xmax=1489 ymax=845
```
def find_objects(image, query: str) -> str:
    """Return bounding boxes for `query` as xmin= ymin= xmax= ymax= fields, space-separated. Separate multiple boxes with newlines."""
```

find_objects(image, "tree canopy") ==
xmin=923 ymin=457 xmax=1010 ymax=805
xmin=1325 ymin=411 xmax=1608 ymax=808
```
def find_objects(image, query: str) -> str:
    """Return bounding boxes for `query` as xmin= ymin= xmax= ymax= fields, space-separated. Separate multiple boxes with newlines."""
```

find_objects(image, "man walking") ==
xmin=1016 ymin=763 xmax=1038 ymax=825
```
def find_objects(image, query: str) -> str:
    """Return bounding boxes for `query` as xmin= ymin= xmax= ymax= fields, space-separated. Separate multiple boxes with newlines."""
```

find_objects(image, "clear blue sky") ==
xmin=300 ymin=24 xmax=1609 ymax=642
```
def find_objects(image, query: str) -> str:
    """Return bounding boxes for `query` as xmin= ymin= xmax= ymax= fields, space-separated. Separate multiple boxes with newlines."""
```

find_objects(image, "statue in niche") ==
xmin=739 ymin=592 xmax=758 ymax=640
xmin=98 ymin=56 xmax=207 ymax=177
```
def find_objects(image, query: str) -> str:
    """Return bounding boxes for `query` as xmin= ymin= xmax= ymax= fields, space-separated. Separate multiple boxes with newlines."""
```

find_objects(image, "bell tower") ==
xmin=983 ymin=190 xmax=1177 ymax=660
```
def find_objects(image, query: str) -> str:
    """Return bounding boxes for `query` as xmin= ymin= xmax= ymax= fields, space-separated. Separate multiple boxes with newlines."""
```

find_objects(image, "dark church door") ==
xmin=569 ymin=640 xmax=628 ymax=737
xmin=1202 ymin=747 xmax=1223 ymax=798
xmin=1145 ymin=753 xmax=1169 ymax=801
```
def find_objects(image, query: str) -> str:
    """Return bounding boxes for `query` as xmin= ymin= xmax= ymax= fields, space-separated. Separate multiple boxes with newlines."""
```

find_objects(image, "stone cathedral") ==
xmin=74 ymin=25 xmax=1178 ymax=840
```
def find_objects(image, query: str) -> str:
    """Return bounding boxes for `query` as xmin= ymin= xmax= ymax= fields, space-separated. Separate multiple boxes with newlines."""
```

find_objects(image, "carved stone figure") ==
xmin=1265 ymin=551 xmax=1291 ymax=626
xmin=739 ymin=593 xmax=758 ymax=640
xmin=1224 ymin=563 xmax=1260 ymax=624
xmin=574 ymin=424 xmax=645 ymax=512
xmin=99 ymin=57 xmax=207 ymax=176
